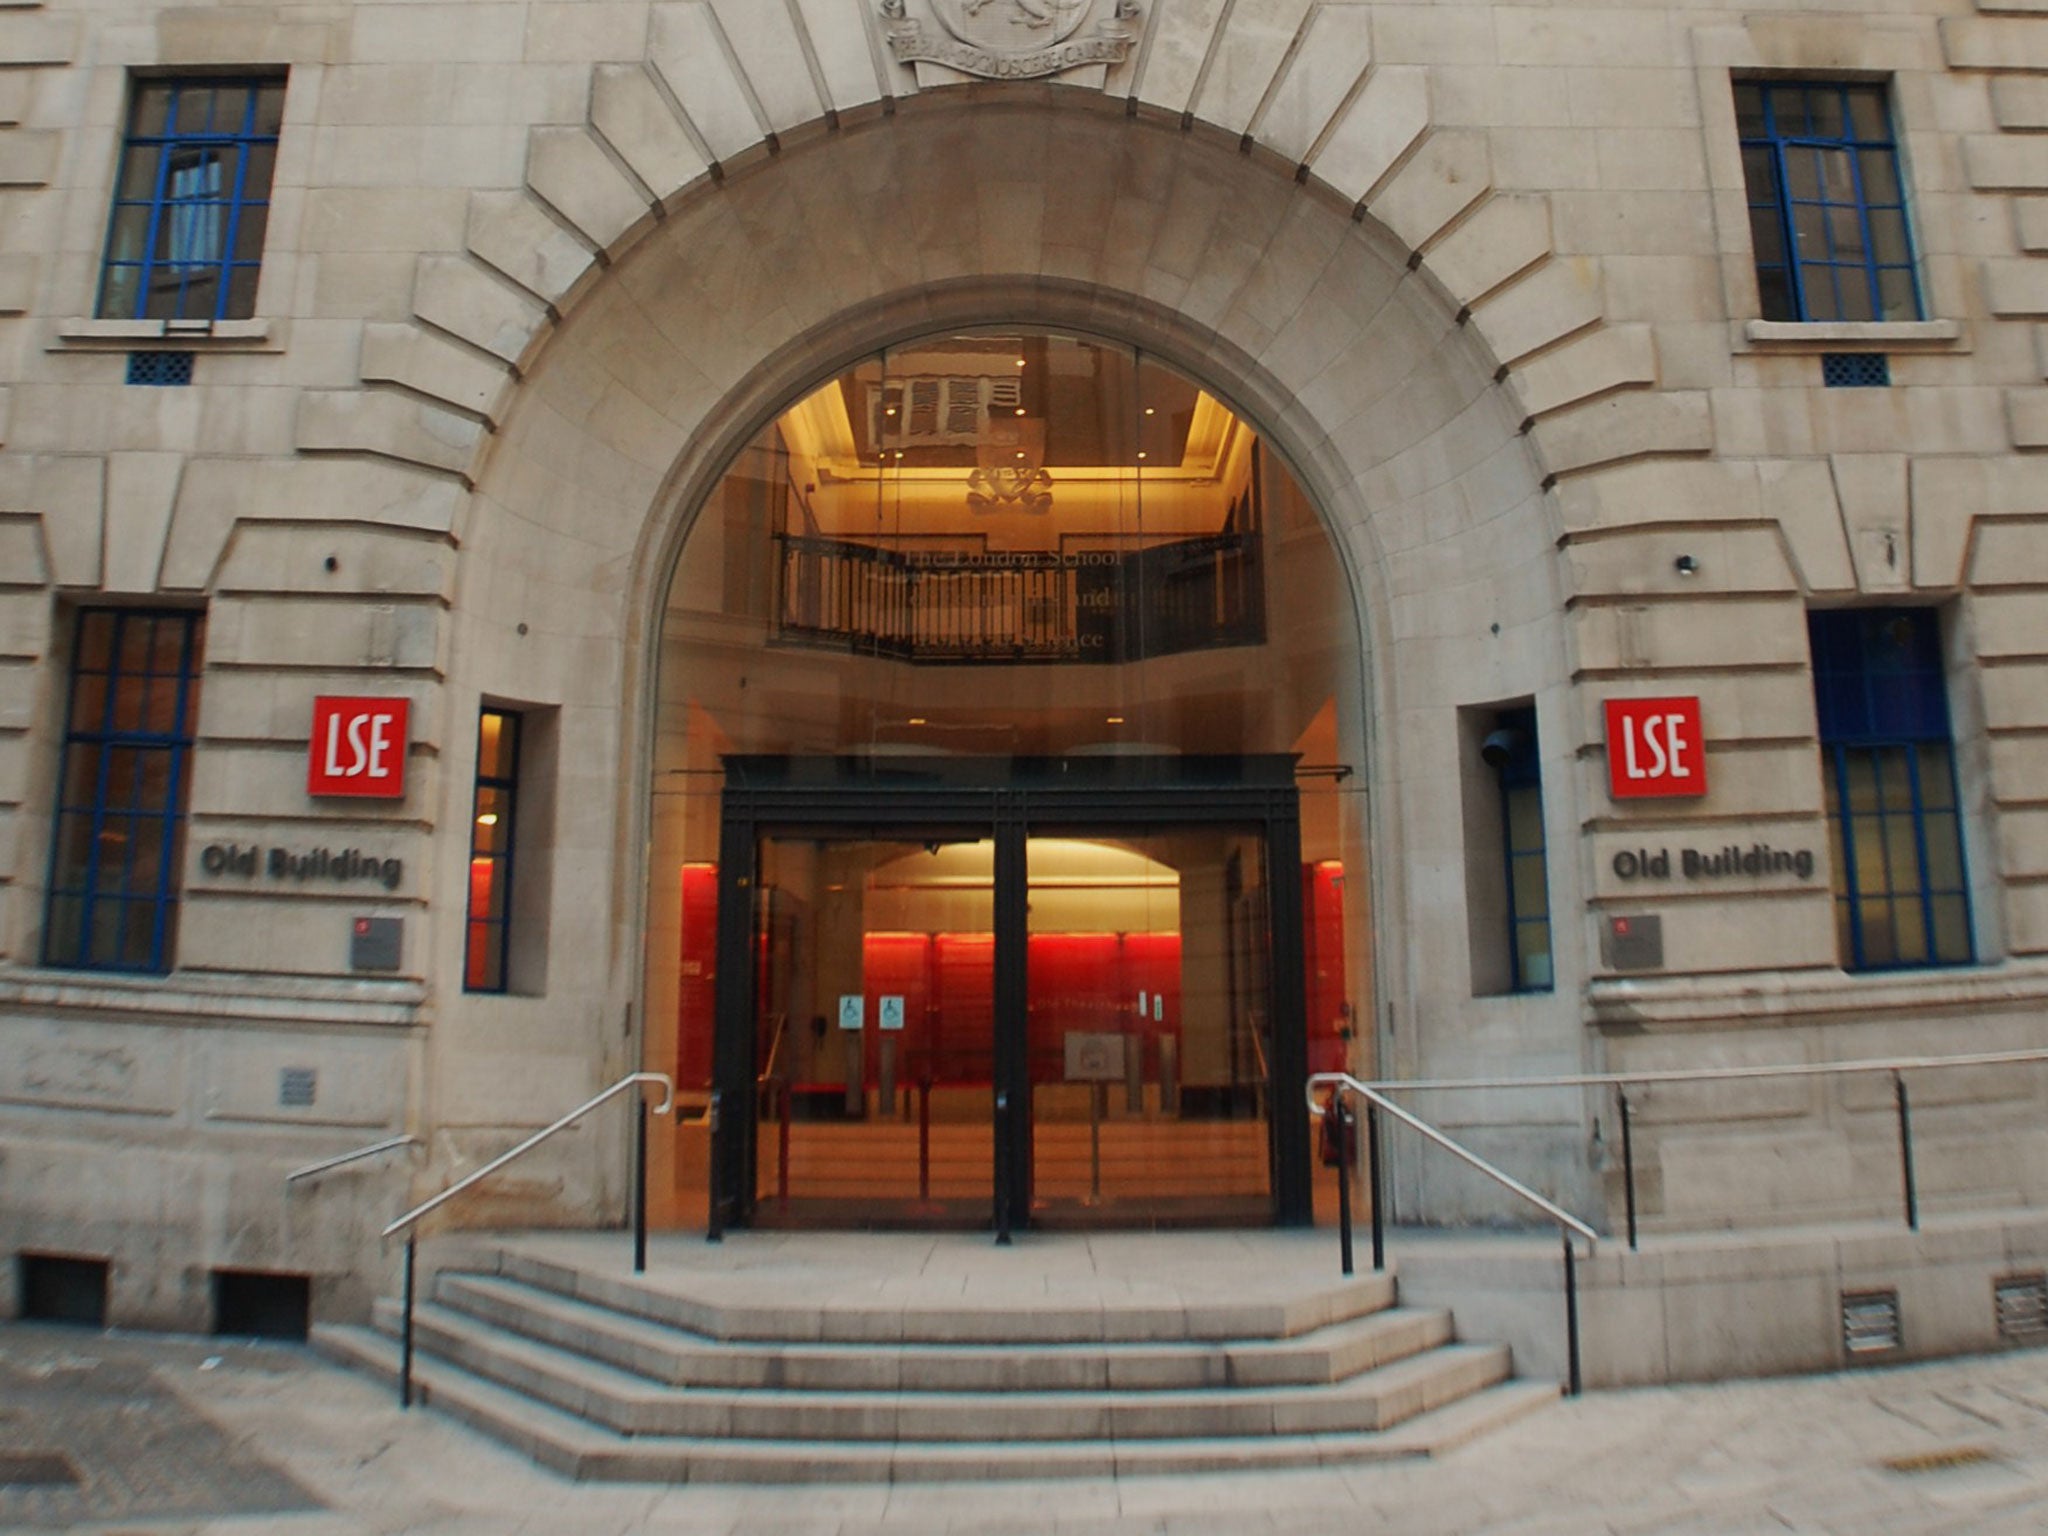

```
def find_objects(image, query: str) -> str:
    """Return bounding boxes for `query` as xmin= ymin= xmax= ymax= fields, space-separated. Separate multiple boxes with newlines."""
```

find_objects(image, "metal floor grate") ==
xmin=0 ymin=1450 xmax=82 ymax=1487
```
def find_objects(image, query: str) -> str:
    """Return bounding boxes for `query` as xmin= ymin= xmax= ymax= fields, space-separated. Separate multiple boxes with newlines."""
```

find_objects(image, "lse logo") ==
xmin=1605 ymin=697 xmax=1706 ymax=800
xmin=308 ymin=697 xmax=410 ymax=799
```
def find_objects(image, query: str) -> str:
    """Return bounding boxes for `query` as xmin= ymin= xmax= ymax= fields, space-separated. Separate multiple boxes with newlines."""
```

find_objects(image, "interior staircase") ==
xmin=313 ymin=1241 xmax=1556 ymax=1483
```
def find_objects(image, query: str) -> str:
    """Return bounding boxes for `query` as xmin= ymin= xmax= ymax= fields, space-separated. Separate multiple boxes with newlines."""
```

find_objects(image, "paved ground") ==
xmin=5 ymin=1316 xmax=2048 ymax=1535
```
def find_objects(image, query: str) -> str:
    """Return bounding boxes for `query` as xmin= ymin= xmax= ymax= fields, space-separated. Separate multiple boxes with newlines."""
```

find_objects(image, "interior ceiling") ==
xmin=781 ymin=334 xmax=1236 ymax=478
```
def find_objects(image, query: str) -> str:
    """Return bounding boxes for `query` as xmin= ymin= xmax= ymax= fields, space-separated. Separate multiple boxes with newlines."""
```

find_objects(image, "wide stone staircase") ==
xmin=313 ymin=1238 xmax=1556 ymax=1482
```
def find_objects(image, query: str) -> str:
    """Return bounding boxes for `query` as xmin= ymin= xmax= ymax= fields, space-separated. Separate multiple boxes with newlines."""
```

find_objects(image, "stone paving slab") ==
xmin=0 ymin=1336 xmax=320 ymax=1530
xmin=7 ymin=1305 xmax=2048 ymax=1533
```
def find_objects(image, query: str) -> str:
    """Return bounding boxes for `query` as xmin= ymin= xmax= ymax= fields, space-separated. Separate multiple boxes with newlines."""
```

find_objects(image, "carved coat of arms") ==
xmin=881 ymin=0 xmax=1140 ymax=81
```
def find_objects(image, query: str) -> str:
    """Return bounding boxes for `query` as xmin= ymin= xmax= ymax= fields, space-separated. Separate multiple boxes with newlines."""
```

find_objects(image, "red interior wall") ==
xmin=676 ymin=863 xmax=718 ymax=1090
xmin=1302 ymin=861 xmax=1349 ymax=1076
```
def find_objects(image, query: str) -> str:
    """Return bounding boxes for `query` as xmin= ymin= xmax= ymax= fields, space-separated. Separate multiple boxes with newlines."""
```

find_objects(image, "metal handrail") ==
xmin=1309 ymin=1070 xmax=1596 ymax=1395
xmin=1308 ymin=1073 xmax=1597 ymax=1245
xmin=1351 ymin=1046 xmax=2048 ymax=1095
xmin=382 ymin=1071 xmax=673 ymax=1411
xmin=1355 ymin=1047 xmax=2048 ymax=1250
xmin=285 ymin=1135 xmax=420 ymax=1184
xmin=758 ymin=1012 xmax=789 ymax=1088
xmin=1311 ymin=1046 xmax=2048 ymax=1397
xmin=381 ymin=1071 xmax=673 ymax=1240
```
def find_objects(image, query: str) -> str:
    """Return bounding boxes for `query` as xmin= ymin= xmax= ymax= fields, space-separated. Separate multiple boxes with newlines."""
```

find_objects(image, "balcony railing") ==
xmin=773 ymin=531 xmax=1265 ymax=664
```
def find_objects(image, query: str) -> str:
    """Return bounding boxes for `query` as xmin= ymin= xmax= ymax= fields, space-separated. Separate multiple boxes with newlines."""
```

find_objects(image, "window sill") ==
xmin=1737 ymin=318 xmax=1966 ymax=354
xmin=49 ymin=316 xmax=284 ymax=352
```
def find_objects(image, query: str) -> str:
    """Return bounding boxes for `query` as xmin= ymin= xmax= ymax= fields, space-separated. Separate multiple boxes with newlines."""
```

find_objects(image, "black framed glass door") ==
xmin=708 ymin=756 xmax=1310 ymax=1231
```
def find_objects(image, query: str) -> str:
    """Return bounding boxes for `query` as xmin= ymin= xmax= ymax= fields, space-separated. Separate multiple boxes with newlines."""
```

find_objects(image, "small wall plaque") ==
xmin=278 ymin=1067 xmax=317 ymax=1108
xmin=1602 ymin=913 xmax=1663 ymax=972
xmin=350 ymin=916 xmax=402 ymax=972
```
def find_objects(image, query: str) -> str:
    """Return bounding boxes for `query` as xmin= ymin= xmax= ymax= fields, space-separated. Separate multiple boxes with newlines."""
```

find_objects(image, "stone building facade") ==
xmin=1 ymin=0 xmax=2046 ymax=1333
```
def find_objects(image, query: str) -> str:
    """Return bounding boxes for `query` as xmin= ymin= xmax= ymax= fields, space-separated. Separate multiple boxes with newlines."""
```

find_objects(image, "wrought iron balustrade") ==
xmin=773 ymin=530 xmax=1265 ymax=663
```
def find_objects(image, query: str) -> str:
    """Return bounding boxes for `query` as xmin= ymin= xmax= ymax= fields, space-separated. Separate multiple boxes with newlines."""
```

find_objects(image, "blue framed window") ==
xmin=44 ymin=610 xmax=205 ymax=973
xmin=1809 ymin=609 xmax=1971 ymax=971
xmin=98 ymin=76 xmax=285 ymax=322
xmin=1491 ymin=708 xmax=1553 ymax=993
xmin=1735 ymin=80 xmax=1921 ymax=323
xmin=464 ymin=709 xmax=520 ymax=993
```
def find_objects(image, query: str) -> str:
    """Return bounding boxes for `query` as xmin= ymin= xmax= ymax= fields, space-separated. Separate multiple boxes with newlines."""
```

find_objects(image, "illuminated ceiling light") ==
xmin=894 ymin=450 xmax=904 ymax=459
xmin=1015 ymin=358 xmax=1026 ymax=367
xmin=885 ymin=406 xmax=897 ymax=416
xmin=1144 ymin=407 xmax=1155 ymax=415
xmin=907 ymin=717 xmax=927 ymax=725
xmin=1137 ymin=451 xmax=1147 ymax=459
xmin=476 ymin=812 xmax=499 ymax=826
xmin=1106 ymin=716 xmax=1124 ymax=725
xmin=1015 ymin=407 xmax=1026 ymax=416
xmin=1016 ymin=450 xmax=1026 ymax=459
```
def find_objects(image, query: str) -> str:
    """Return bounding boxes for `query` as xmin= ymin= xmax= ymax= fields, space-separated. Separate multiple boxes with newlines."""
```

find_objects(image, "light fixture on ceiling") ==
xmin=1674 ymin=554 xmax=1700 ymax=577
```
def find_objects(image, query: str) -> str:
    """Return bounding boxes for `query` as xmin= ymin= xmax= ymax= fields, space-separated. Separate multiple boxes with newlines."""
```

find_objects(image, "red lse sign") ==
xmin=308 ymin=697 xmax=409 ymax=798
xmin=1605 ymin=697 xmax=1706 ymax=799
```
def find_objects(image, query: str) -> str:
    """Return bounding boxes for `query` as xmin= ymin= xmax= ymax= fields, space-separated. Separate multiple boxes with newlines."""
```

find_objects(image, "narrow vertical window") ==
xmin=1734 ymin=79 xmax=1920 ymax=323
xmin=98 ymin=76 xmax=286 ymax=322
xmin=44 ymin=610 xmax=204 ymax=972
xmin=1488 ymin=707 xmax=1554 ymax=992
xmin=1810 ymin=610 xmax=1972 ymax=970
xmin=465 ymin=709 xmax=519 ymax=992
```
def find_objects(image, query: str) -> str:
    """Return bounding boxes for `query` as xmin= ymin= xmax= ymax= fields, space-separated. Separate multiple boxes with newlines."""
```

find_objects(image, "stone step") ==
xmin=487 ymin=1247 xmax=1397 ymax=1343
xmin=432 ymin=1271 xmax=1456 ymax=1392
xmin=313 ymin=1323 xmax=1557 ymax=1484
xmin=369 ymin=1297 xmax=1512 ymax=1441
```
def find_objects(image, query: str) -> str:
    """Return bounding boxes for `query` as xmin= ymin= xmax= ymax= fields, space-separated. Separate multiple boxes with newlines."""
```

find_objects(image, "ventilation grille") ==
xmin=1822 ymin=352 xmax=1890 ymax=389
xmin=1995 ymin=1272 xmax=2048 ymax=1341
xmin=127 ymin=350 xmax=195 ymax=386
xmin=1842 ymin=1288 xmax=1903 ymax=1355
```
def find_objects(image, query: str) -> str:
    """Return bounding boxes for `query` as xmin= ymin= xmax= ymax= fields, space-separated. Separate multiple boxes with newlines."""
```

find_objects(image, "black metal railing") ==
xmin=1312 ymin=1046 xmax=2048 ymax=1398
xmin=773 ymin=531 xmax=1264 ymax=664
xmin=380 ymin=1072 xmax=673 ymax=1408
xmin=1309 ymin=1073 xmax=1597 ymax=1396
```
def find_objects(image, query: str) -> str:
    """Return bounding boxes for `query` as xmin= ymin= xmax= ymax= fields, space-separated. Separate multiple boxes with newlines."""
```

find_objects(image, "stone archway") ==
xmin=417 ymin=92 xmax=1587 ymax=1224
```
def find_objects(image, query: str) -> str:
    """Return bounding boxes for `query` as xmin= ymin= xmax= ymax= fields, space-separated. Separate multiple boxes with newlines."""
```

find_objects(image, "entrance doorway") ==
xmin=646 ymin=327 xmax=1370 ymax=1233
xmin=709 ymin=756 xmax=1308 ymax=1229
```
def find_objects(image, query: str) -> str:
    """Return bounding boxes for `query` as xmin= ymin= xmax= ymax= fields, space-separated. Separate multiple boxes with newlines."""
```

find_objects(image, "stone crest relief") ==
xmin=881 ymin=0 xmax=1140 ymax=81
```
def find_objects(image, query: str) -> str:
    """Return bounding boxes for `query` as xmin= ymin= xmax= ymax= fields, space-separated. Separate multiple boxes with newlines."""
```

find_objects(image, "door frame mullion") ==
xmin=992 ymin=795 xmax=1031 ymax=1232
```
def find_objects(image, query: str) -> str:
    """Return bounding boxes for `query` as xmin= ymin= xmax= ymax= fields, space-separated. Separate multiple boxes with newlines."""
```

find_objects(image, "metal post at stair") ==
xmin=1618 ymin=1087 xmax=1638 ymax=1252
xmin=1894 ymin=1071 xmax=1919 ymax=1231
xmin=778 ymin=1080 xmax=792 ymax=1210
xmin=1365 ymin=1097 xmax=1385 ymax=1274
xmin=399 ymin=1235 xmax=416 ymax=1410
xmin=633 ymin=1091 xmax=649 ymax=1275
xmin=1335 ymin=1096 xmax=1354 ymax=1278
xmin=994 ymin=1089 xmax=1012 ymax=1246
xmin=918 ymin=1075 xmax=931 ymax=1203
xmin=1087 ymin=1081 xmax=1103 ymax=1206
xmin=706 ymin=1088 xmax=724 ymax=1244
xmin=1562 ymin=1230 xmax=1581 ymax=1398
